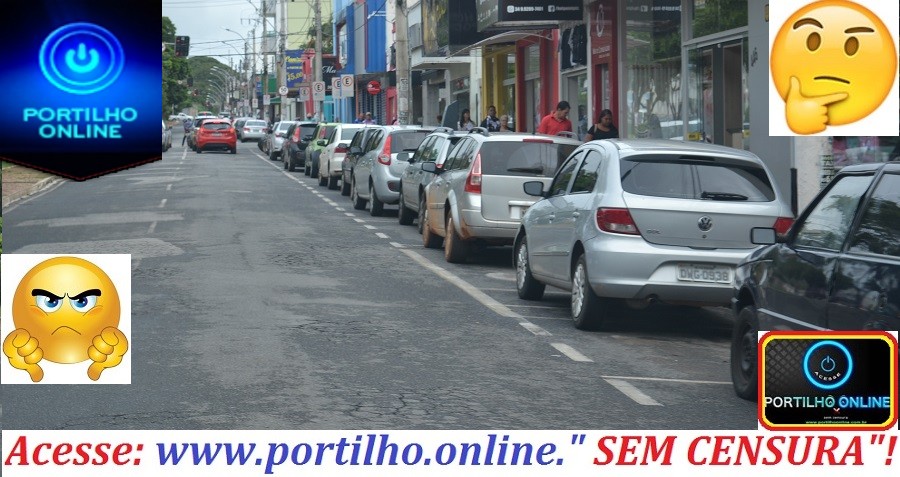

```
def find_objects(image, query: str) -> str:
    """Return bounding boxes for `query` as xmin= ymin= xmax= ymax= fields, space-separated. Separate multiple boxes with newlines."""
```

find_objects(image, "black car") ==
xmin=283 ymin=121 xmax=318 ymax=171
xmin=731 ymin=162 xmax=900 ymax=400
xmin=340 ymin=126 xmax=383 ymax=196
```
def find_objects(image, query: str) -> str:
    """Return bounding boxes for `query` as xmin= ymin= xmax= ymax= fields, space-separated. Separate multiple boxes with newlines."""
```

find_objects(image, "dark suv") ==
xmin=730 ymin=162 xmax=900 ymax=400
xmin=283 ymin=121 xmax=318 ymax=171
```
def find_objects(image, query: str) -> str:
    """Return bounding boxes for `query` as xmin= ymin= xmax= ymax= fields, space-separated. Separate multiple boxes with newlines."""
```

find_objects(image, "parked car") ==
xmin=513 ymin=138 xmax=794 ymax=330
xmin=304 ymin=122 xmax=338 ymax=178
xmin=421 ymin=129 xmax=582 ymax=262
xmin=350 ymin=126 xmax=433 ymax=216
xmin=341 ymin=126 xmax=383 ymax=196
xmin=168 ymin=112 xmax=192 ymax=122
xmin=398 ymin=127 xmax=462 ymax=229
xmin=195 ymin=119 xmax=237 ymax=154
xmin=317 ymin=123 xmax=365 ymax=189
xmin=264 ymin=121 xmax=296 ymax=161
xmin=187 ymin=115 xmax=217 ymax=150
xmin=238 ymin=119 xmax=268 ymax=142
xmin=161 ymin=120 xmax=172 ymax=152
xmin=730 ymin=161 xmax=900 ymax=401
xmin=283 ymin=121 xmax=319 ymax=171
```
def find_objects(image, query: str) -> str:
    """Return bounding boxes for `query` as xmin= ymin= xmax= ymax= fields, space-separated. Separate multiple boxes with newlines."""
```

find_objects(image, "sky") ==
xmin=162 ymin=0 xmax=275 ymax=70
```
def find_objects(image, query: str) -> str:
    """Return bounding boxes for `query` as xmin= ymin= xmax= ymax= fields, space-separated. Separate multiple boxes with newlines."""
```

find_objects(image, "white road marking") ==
xmin=400 ymin=249 xmax=522 ymax=319
xmin=335 ymin=207 xmax=345 ymax=211
xmin=364 ymin=225 xmax=377 ymax=229
xmin=147 ymin=221 xmax=157 ymax=234
xmin=600 ymin=375 xmax=732 ymax=385
xmin=604 ymin=378 xmax=663 ymax=406
xmin=519 ymin=322 xmax=552 ymax=336
xmin=324 ymin=200 xmax=337 ymax=206
xmin=166 ymin=184 xmax=172 ymax=191
xmin=390 ymin=242 xmax=405 ymax=248
xmin=550 ymin=343 xmax=592 ymax=362
xmin=158 ymin=198 xmax=167 ymax=208
xmin=344 ymin=213 xmax=355 ymax=217
xmin=506 ymin=304 xmax=569 ymax=310
xmin=353 ymin=218 xmax=366 ymax=223
xmin=375 ymin=232 xmax=390 ymax=239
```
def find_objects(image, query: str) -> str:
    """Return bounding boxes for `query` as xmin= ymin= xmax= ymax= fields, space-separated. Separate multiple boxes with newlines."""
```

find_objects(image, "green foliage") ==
xmin=162 ymin=16 xmax=189 ymax=117
xmin=692 ymin=0 xmax=748 ymax=39
xmin=306 ymin=19 xmax=334 ymax=52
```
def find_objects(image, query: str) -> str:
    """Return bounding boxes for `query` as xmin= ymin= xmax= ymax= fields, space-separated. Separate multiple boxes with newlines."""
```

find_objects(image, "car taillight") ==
xmin=596 ymin=208 xmax=640 ymax=235
xmin=243 ymin=127 xmax=250 ymax=132
xmin=773 ymin=217 xmax=794 ymax=235
xmin=377 ymin=135 xmax=393 ymax=165
xmin=335 ymin=144 xmax=349 ymax=154
xmin=275 ymin=132 xmax=285 ymax=137
xmin=464 ymin=153 xmax=482 ymax=194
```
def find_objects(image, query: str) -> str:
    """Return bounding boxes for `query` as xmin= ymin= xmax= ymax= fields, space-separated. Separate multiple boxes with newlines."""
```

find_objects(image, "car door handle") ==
xmin=571 ymin=212 xmax=580 ymax=218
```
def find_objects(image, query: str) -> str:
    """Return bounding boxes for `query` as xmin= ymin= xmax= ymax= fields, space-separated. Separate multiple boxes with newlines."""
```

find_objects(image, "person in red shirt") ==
xmin=537 ymin=101 xmax=573 ymax=136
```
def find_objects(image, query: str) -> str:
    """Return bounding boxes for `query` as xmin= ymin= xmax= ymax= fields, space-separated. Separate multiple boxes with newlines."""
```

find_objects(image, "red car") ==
xmin=196 ymin=119 xmax=237 ymax=154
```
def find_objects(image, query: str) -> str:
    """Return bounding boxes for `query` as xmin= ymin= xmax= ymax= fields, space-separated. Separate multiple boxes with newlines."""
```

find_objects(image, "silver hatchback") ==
xmin=514 ymin=139 xmax=794 ymax=330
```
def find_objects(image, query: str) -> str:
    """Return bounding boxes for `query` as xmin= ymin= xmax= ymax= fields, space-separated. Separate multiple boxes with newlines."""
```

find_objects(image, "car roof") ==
xmin=457 ymin=128 xmax=581 ymax=146
xmin=603 ymin=138 xmax=760 ymax=159
xmin=838 ymin=161 xmax=900 ymax=173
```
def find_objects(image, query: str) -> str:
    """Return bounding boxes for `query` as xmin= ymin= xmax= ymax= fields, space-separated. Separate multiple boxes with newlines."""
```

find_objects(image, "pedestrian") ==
xmin=584 ymin=109 xmax=619 ymax=141
xmin=181 ymin=118 xmax=192 ymax=146
xmin=457 ymin=109 xmax=475 ymax=131
xmin=537 ymin=101 xmax=573 ymax=136
xmin=363 ymin=112 xmax=376 ymax=124
xmin=436 ymin=114 xmax=443 ymax=126
xmin=392 ymin=116 xmax=399 ymax=125
xmin=480 ymin=105 xmax=501 ymax=131
xmin=498 ymin=115 xmax=511 ymax=131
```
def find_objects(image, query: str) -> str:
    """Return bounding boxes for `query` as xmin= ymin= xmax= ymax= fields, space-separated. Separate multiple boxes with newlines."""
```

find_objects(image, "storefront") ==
xmin=560 ymin=22 xmax=589 ymax=139
xmin=589 ymin=0 xmax=619 ymax=135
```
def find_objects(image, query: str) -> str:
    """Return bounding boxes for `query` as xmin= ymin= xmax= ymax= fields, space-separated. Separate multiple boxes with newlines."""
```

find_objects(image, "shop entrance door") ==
xmin=686 ymin=38 xmax=748 ymax=149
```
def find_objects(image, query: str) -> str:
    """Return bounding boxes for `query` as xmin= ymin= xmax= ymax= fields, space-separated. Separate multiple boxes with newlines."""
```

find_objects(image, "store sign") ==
xmin=423 ymin=0 xmax=489 ymax=57
xmin=284 ymin=50 xmax=304 ymax=88
xmin=477 ymin=0 xmax=583 ymax=31
xmin=367 ymin=80 xmax=382 ymax=95
xmin=591 ymin=0 xmax=616 ymax=64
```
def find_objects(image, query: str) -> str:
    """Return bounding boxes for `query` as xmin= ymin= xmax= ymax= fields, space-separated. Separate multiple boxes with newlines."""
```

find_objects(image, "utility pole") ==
xmin=261 ymin=0 xmax=269 ymax=122
xmin=395 ymin=0 xmax=410 ymax=125
xmin=279 ymin=0 xmax=287 ymax=121
xmin=314 ymin=0 xmax=323 ymax=121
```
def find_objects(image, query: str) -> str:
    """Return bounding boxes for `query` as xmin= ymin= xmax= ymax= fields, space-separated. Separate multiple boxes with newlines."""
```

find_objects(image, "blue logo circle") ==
xmin=803 ymin=340 xmax=853 ymax=390
xmin=39 ymin=23 xmax=124 ymax=95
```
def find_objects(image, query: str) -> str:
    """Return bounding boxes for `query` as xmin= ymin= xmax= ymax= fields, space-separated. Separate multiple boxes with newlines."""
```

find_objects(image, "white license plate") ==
xmin=677 ymin=264 xmax=732 ymax=284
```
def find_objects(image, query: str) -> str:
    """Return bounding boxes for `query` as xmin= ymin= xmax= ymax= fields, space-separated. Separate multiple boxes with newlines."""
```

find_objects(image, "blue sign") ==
xmin=284 ymin=50 xmax=305 ymax=88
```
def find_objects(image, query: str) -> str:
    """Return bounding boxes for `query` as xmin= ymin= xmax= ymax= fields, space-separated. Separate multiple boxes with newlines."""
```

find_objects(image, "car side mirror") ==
xmin=750 ymin=227 xmax=777 ymax=245
xmin=317 ymin=139 xmax=327 ymax=146
xmin=350 ymin=146 xmax=362 ymax=155
xmin=421 ymin=162 xmax=437 ymax=173
xmin=523 ymin=181 xmax=546 ymax=197
xmin=303 ymin=135 xmax=314 ymax=141
xmin=397 ymin=152 xmax=410 ymax=162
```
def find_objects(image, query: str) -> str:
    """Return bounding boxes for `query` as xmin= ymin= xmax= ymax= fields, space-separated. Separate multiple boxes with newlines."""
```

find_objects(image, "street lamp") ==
xmin=224 ymin=28 xmax=255 ymax=118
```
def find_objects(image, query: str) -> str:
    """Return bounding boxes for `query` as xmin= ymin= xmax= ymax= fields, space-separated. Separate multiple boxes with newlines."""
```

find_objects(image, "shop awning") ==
xmin=445 ymin=30 xmax=552 ymax=58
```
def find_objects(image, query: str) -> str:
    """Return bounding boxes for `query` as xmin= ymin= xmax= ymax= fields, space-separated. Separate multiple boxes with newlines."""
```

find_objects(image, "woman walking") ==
xmin=584 ymin=109 xmax=618 ymax=141
xmin=457 ymin=109 xmax=475 ymax=132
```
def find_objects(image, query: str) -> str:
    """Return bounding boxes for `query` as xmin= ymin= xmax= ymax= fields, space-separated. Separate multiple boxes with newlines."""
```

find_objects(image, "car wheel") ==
xmin=571 ymin=254 xmax=606 ymax=330
xmin=269 ymin=149 xmax=277 ymax=161
xmin=318 ymin=171 xmax=328 ymax=186
xmin=515 ymin=236 xmax=545 ymax=300
xmin=340 ymin=174 xmax=351 ymax=196
xmin=196 ymin=148 xmax=202 ymax=154
xmin=421 ymin=200 xmax=442 ymax=248
xmin=230 ymin=148 xmax=237 ymax=154
xmin=398 ymin=190 xmax=414 ymax=225
xmin=351 ymin=177 xmax=367 ymax=210
xmin=327 ymin=175 xmax=339 ymax=190
xmin=304 ymin=156 xmax=312 ymax=176
xmin=417 ymin=194 xmax=427 ymax=234
xmin=369 ymin=183 xmax=384 ymax=216
xmin=444 ymin=214 xmax=469 ymax=263
xmin=310 ymin=156 xmax=319 ymax=178
xmin=731 ymin=305 xmax=759 ymax=401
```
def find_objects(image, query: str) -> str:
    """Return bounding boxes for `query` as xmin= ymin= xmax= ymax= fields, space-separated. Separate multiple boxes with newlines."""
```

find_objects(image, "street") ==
xmin=2 ymin=132 xmax=756 ymax=430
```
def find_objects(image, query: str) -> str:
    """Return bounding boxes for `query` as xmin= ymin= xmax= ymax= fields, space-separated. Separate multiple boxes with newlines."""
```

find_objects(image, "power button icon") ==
xmin=39 ymin=23 xmax=124 ymax=95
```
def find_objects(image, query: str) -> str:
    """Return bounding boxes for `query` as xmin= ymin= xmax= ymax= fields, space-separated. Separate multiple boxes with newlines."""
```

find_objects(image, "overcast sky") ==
xmin=163 ymin=0 xmax=274 ymax=70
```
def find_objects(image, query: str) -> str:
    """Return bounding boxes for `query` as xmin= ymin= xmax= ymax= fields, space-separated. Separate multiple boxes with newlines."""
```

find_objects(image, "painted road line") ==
xmin=364 ymin=225 xmax=377 ymax=229
xmin=147 ymin=221 xmax=157 ymax=234
xmin=375 ymin=232 xmax=390 ymax=239
xmin=400 ymin=249 xmax=522 ymax=320
xmin=600 ymin=375 xmax=731 ymax=385
xmin=344 ymin=213 xmax=355 ymax=217
xmin=390 ymin=242 xmax=405 ymax=248
xmin=166 ymin=184 xmax=172 ymax=191
xmin=550 ymin=343 xmax=592 ymax=362
xmin=335 ymin=207 xmax=345 ymax=211
xmin=353 ymin=218 xmax=366 ymax=223
xmin=604 ymin=378 xmax=663 ymax=406
xmin=158 ymin=198 xmax=167 ymax=208
xmin=520 ymin=322 xmax=552 ymax=336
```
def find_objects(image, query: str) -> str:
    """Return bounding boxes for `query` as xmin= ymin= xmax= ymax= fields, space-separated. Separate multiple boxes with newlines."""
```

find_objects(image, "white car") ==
xmin=168 ymin=112 xmax=192 ymax=122
xmin=317 ymin=124 xmax=365 ymax=190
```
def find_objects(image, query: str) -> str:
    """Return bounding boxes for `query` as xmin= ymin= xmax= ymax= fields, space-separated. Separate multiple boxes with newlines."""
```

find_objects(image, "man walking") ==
xmin=480 ymin=105 xmax=501 ymax=132
xmin=537 ymin=101 xmax=573 ymax=136
xmin=181 ymin=118 xmax=192 ymax=146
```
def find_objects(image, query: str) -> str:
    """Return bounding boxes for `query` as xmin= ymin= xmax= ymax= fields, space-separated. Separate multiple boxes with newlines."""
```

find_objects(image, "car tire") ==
xmin=327 ymin=175 xmax=339 ymax=190
xmin=515 ymin=236 xmax=545 ymax=300
xmin=444 ymin=214 xmax=468 ymax=263
xmin=340 ymin=174 xmax=351 ymax=196
xmin=230 ymin=148 xmax=236 ymax=154
xmin=369 ymin=183 xmax=384 ymax=216
xmin=571 ymin=254 xmax=606 ymax=330
xmin=351 ymin=177 xmax=367 ymax=210
xmin=398 ymin=190 xmax=414 ymax=225
xmin=731 ymin=305 xmax=759 ymax=401
xmin=196 ymin=148 xmax=202 ymax=154
xmin=269 ymin=149 xmax=278 ymax=161
xmin=318 ymin=172 xmax=328 ymax=187
xmin=310 ymin=155 xmax=319 ymax=178
xmin=421 ymin=200 xmax=442 ymax=249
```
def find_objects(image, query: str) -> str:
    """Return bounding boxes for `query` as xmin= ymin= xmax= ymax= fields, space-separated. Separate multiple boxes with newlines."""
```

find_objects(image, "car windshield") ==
xmin=619 ymin=156 xmax=776 ymax=201
xmin=247 ymin=120 xmax=266 ymax=127
xmin=479 ymin=141 xmax=577 ymax=176
xmin=390 ymin=131 xmax=429 ymax=153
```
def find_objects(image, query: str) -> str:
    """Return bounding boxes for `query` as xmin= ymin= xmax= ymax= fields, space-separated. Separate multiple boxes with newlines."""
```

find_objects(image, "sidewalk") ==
xmin=2 ymin=163 xmax=63 ymax=209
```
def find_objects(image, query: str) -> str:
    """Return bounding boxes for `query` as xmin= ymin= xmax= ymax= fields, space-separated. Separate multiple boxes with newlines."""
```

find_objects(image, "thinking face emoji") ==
xmin=771 ymin=0 xmax=897 ymax=133
xmin=3 ymin=257 xmax=128 ymax=382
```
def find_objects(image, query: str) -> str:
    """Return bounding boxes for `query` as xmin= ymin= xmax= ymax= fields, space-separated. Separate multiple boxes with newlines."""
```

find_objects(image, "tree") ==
xmin=306 ymin=19 xmax=333 ymax=52
xmin=162 ymin=17 xmax=190 ymax=117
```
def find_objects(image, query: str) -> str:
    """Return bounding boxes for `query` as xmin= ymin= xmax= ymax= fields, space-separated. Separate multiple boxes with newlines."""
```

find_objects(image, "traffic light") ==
xmin=175 ymin=36 xmax=190 ymax=57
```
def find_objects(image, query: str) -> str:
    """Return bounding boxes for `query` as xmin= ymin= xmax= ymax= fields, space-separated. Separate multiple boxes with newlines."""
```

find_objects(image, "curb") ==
xmin=2 ymin=176 xmax=63 ymax=209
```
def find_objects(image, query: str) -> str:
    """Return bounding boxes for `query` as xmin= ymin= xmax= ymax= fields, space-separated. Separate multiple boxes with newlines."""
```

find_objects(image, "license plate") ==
xmin=509 ymin=206 xmax=529 ymax=220
xmin=677 ymin=264 xmax=731 ymax=284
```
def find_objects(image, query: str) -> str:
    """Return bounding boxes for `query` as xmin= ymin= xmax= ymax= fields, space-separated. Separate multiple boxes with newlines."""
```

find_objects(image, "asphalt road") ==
xmin=1 ymin=134 xmax=756 ymax=430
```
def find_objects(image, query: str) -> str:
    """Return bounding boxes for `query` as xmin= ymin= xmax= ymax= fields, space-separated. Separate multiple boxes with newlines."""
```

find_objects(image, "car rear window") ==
xmin=479 ymin=141 xmax=578 ymax=177
xmin=619 ymin=156 xmax=776 ymax=201
xmin=277 ymin=123 xmax=293 ymax=131
xmin=202 ymin=122 xmax=231 ymax=131
xmin=301 ymin=125 xmax=318 ymax=137
xmin=390 ymin=131 xmax=429 ymax=153
xmin=341 ymin=128 xmax=361 ymax=140
xmin=247 ymin=120 xmax=266 ymax=127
